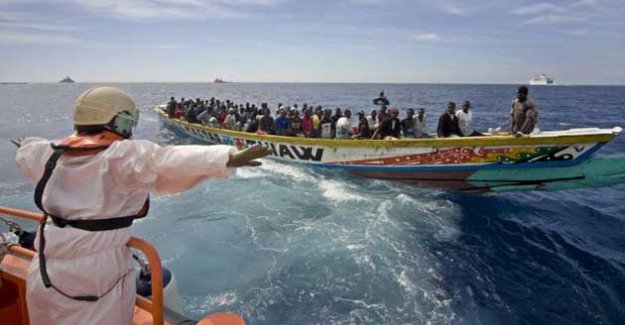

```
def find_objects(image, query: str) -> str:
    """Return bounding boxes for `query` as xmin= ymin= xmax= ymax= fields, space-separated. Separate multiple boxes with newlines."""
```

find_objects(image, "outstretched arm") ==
xmin=227 ymin=145 xmax=273 ymax=167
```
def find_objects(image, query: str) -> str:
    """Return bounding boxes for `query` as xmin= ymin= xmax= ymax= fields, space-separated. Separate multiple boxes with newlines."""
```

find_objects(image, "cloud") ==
xmin=0 ymin=22 xmax=77 ymax=31
xmin=413 ymin=33 xmax=445 ymax=42
xmin=523 ymin=14 xmax=584 ymax=25
xmin=437 ymin=2 xmax=466 ymax=15
xmin=0 ymin=0 xmax=281 ymax=21
xmin=509 ymin=3 xmax=568 ymax=16
xmin=0 ymin=31 xmax=80 ymax=44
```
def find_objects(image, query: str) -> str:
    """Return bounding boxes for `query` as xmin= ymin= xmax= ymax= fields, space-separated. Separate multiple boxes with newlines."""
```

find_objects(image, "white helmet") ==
xmin=73 ymin=86 xmax=138 ymax=137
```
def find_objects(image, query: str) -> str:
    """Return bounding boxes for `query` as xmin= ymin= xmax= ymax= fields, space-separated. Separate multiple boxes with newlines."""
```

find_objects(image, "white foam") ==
xmin=258 ymin=160 xmax=316 ymax=183
xmin=319 ymin=180 xmax=367 ymax=203
xmin=234 ymin=167 xmax=269 ymax=179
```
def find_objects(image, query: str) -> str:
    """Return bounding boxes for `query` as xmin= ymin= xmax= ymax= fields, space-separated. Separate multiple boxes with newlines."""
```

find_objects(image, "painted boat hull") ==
xmin=156 ymin=106 xmax=623 ymax=192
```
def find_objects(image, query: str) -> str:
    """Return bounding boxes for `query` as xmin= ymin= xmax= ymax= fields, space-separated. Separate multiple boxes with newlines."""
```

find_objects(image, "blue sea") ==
xmin=1 ymin=83 xmax=624 ymax=324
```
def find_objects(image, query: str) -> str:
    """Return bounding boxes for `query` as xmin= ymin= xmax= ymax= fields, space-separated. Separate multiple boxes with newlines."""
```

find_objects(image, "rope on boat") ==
xmin=133 ymin=252 xmax=151 ymax=278
xmin=0 ymin=215 xmax=24 ymax=237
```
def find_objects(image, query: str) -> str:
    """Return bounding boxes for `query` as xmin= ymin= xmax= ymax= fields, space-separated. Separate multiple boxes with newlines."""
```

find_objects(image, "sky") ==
xmin=0 ymin=0 xmax=624 ymax=84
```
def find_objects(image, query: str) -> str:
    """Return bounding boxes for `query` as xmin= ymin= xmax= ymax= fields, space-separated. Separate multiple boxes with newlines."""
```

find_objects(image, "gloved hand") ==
xmin=226 ymin=144 xmax=273 ymax=167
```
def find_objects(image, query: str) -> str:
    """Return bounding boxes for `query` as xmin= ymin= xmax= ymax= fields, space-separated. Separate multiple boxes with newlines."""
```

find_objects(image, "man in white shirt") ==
xmin=455 ymin=101 xmax=483 ymax=137
xmin=336 ymin=109 xmax=353 ymax=139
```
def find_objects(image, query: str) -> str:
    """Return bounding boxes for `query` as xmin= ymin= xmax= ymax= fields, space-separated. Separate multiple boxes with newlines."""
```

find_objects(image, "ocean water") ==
xmin=1 ymin=83 xmax=624 ymax=324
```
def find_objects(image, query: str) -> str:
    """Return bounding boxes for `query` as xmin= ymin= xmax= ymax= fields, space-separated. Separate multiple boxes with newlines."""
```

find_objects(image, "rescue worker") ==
xmin=14 ymin=86 xmax=271 ymax=325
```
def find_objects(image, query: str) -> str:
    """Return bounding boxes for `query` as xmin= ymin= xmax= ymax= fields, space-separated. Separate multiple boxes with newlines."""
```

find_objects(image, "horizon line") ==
xmin=2 ymin=81 xmax=624 ymax=86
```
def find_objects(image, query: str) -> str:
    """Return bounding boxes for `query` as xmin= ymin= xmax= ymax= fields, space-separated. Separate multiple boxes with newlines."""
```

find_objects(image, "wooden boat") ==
xmin=0 ymin=206 xmax=246 ymax=325
xmin=155 ymin=106 xmax=624 ymax=192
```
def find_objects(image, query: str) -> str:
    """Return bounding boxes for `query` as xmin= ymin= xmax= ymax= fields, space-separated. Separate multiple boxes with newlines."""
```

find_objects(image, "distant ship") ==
xmin=59 ymin=76 xmax=74 ymax=83
xmin=213 ymin=78 xmax=227 ymax=83
xmin=529 ymin=74 xmax=554 ymax=85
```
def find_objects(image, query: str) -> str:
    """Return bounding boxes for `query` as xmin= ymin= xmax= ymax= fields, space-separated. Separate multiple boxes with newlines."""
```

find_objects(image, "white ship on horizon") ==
xmin=529 ymin=73 xmax=554 ymax=85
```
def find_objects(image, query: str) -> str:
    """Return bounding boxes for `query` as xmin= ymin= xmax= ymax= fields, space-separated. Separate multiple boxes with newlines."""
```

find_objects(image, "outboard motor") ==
xmin=134 ymin=254 xmax=184 ymax=314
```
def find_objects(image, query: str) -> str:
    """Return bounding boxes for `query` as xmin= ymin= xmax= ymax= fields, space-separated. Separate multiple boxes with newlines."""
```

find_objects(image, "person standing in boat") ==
xmin=14 ymin=86 xmax=271 ymax=325
xmin=166 ymin=96 xmax=177 ymax=118
xmin=373 ymin=91 xmax=390 ymax=108
xmin=437 ymin=102 xmax=463 ymax=138
xmin=456 ymin=101 xmax=483 ymax=136
xmin=510 ymin=86 xmax=539 ymax=135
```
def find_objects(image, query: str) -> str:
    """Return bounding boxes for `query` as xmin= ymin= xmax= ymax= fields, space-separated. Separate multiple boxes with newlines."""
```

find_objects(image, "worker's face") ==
xmin=517 ymin=92 xmax=527 ymax=102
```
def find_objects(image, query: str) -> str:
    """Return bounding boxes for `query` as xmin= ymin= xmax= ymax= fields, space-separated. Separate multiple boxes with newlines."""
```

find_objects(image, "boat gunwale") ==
xmin=154 ymin=106 xmax=618 ymax=148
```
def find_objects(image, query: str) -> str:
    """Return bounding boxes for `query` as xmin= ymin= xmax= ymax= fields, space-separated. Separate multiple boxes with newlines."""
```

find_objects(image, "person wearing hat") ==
xmin=510 ymin=86 xmax=539 ymax=135
xmin=13 ymin=86 xmax=271 ymax=325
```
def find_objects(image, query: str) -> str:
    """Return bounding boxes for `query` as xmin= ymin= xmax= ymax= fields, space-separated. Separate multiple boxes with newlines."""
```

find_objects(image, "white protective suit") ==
xmin=16 ymin=137 xmax=236 ymax=325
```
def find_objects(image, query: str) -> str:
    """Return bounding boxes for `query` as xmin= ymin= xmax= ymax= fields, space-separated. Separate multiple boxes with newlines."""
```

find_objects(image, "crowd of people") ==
xmin=166 ymin=86 xmax=539 ymax=140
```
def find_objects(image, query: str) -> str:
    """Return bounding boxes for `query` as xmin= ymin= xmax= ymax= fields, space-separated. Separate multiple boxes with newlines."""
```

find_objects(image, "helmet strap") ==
xmin=109 ymin=111 xmax=135 ymax=139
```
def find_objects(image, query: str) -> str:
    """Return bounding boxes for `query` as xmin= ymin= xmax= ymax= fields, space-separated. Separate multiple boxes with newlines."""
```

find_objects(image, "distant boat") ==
xmin=213 ymin=78 xmax=228 ymax=83
xmin=59 ymin=76 xmax=74 ymax=83
xmin=529 ymin=74 xmax=554 ymax=85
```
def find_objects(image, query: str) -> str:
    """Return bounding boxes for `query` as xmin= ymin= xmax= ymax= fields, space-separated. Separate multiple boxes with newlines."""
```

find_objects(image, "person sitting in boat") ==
xmin=13 ymin=86 xmax=271 ymax=325
xmin=354 ymin=111 xmax=372 ymax=139
xmin=289 ymin=108 xmax=302 ymax=136
xmin=197 ymin=107 xmax=212 ymax=125
xmin=332 ymin=107 xmax=342 ymax=125
xmin=367 ymin=109 xmax=379 ymax=134
xmin=456 ymin=101 xmax=483 ymax=136
xmin=401 ymin=108 xmax=417 ymax=138
xmin=373 ymin=91 xmax=390 ymax=108
xmin=175 ymin=103 xmax=185 ymax=119
xmin=378 ymin=108 xmax=402 ymax=139
xmin=336 ymin=109 xmax=353 ymax=139
xmin=378 ymin=106 xmax=390 ymax=125
xmin=275 ymin=109 xmax=291 ymax=136
xmin=301 ymin=109 xmax=314 ymax=137
xmin=312 ymin=106 xmax=322 ymax=137
xmin=437 ymin=101 xmax=463 ymax=138
xmin=184 ymin=103 xmax=200 ymax=124
xmin=244 ymin=114 xmax=259 ymax=133
xmin=166 ymin=97 xmax=177 ymax=118
xmin=510 ymin=86 xmax=539 ymax=135
xmin=259 ymin=108 xmax=275 ymax=134
xmin=224 ymin=108 xmax=238 ymax=130
xmin=415 ymin=108 xmax=429 ymax=138
xmin=319 ymin=109 xmax=335 ymax=139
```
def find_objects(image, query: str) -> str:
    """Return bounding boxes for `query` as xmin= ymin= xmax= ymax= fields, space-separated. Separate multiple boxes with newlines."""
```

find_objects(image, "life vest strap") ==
xmin=33 ymin=140 xmax=149 ymax=302
xmin=49 ymin=214 xmax=136 ymax=231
